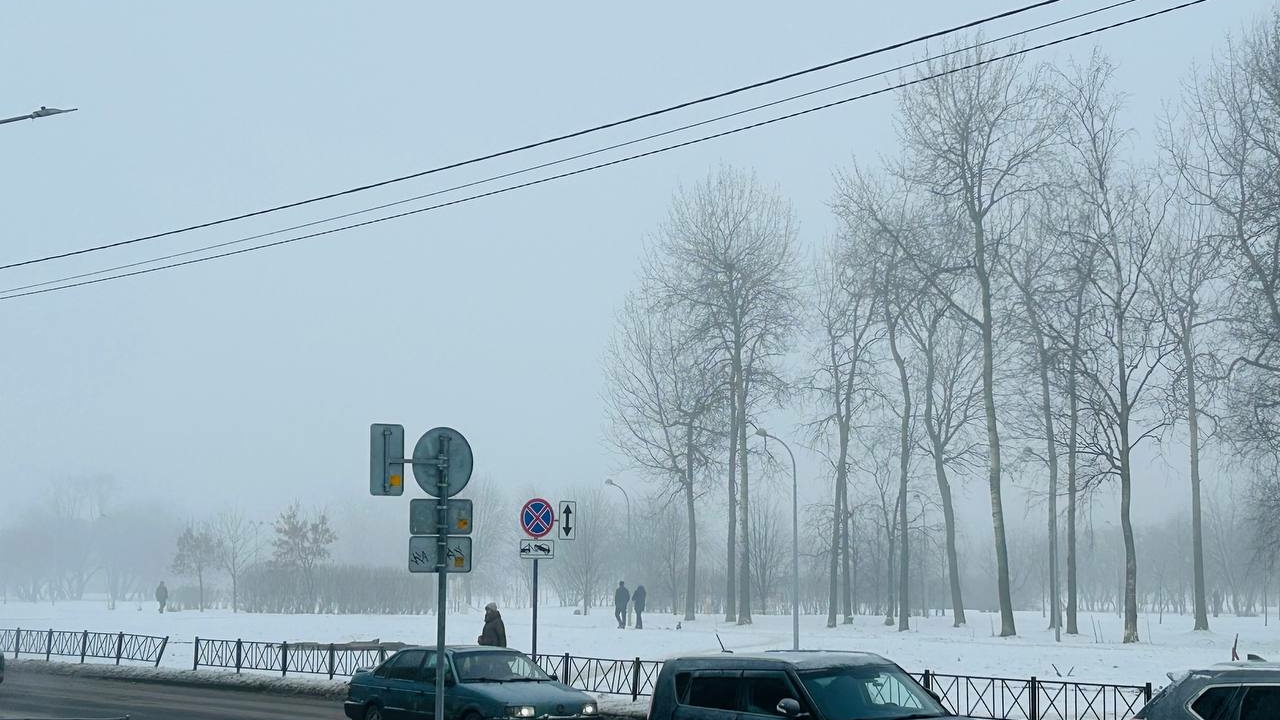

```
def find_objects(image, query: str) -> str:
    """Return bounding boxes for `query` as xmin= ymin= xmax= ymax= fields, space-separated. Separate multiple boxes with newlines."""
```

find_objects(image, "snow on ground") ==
xmin=3 ymin=600 xmax=1277 ymax=689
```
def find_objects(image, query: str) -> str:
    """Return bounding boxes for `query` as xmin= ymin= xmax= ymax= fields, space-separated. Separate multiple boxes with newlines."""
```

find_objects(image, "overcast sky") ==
xmin=1 ymin=1 xmax=1272 ymax=545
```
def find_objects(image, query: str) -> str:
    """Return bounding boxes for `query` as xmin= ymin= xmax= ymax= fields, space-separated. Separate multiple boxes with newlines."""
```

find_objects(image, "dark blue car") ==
xmin=345 ymin=645 xmax=599 ymax=720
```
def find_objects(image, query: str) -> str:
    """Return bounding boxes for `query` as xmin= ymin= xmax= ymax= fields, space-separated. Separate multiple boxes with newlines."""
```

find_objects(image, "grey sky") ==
xmin=0 ymin=1 xmax=1270 ymax=537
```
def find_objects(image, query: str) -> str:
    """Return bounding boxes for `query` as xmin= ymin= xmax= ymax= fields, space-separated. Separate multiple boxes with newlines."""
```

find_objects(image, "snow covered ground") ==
xmin=3 ymin=600 xmax=1276 ymax=689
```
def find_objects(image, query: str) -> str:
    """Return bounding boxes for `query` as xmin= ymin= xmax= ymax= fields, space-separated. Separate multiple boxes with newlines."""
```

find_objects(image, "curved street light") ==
xmin=1 ymin=106 xmax=78 ymax=126
xmin=755 ymin=426 xmax=800 ymax=651
xmin=604 ymin=478 xmax=632 ymax=545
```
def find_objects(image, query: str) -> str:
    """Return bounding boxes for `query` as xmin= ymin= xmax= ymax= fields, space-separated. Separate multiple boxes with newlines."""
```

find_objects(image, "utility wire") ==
xmin=0 ymin=0 xmax=1145 ymax=298
xmin=0 ymin=0 xmax=1070 ymax=272
xmin=0 ymin=0 xmax=1210 ymax=302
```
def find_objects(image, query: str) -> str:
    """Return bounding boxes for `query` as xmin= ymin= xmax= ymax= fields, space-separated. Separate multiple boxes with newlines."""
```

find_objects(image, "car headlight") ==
xmin=506 ymin=706 xmax=537 ymax=718
xmin=582 ymin=703 xmax=598 ymax=716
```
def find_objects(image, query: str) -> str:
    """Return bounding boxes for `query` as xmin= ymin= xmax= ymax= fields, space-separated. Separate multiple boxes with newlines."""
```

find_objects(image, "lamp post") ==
xmin=604 ymin=478 xmax=632 ymax=544
xmin=755 ymin=427 xmax=799 ymax=651
xmin=0 ymin=106 xmax=78 ymax=126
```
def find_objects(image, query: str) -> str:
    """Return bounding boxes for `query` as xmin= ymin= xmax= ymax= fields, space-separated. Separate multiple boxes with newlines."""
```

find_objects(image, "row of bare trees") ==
xmin=605 ymin=12 xmax=1280 ymax=642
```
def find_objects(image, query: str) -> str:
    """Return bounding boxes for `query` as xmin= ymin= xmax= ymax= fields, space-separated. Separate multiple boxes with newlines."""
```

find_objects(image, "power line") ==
xmin=0 ymin=0 xmax=1070 ymax=272
xmin=0 ymin=0 xmax=1210 ymax=302
xmin=0 ymin=0 xmax=1146 ymax=298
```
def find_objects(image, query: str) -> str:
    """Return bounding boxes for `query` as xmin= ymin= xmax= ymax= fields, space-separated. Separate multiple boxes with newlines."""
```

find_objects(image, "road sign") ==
xmin=520 ymin=498 xmax=555 ymax=538
xmin=519 ymin=539 xmax=555 ymax=559
xmin=410 ymin=498 xmax=473 ymax=535
xmin=412 ymin=427 xmax=474 ymax=497
xmin=409 ymin=535 xmax=472 ymax=573
xmin=370 ymin=424 xmax=406 ymax=496
xmin=558 ymin=501 xmax=578 ymax=540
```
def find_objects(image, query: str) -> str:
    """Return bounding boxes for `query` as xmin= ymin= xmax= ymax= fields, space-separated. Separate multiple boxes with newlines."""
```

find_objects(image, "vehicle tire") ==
xmin=363 ymin=705 xmax=384 ymax=720
xmin=463 ymin=710 xmax=483 ymax=720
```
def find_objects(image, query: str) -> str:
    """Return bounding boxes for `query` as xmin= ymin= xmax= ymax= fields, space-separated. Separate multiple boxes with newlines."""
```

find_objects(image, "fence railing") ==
xmin=0 ymin=627 xmax=168 ymax=666
xmin=192 ymin=636 xmax=407 ymax=679
xmin=2 ymin=626 xmax=1154 ymax=719
xmin=918 ymin=671 xmax=1151 ymax=720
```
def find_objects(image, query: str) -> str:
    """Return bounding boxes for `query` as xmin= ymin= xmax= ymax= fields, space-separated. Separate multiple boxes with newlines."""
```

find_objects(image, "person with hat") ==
xmin=478 ymin=602 xmax=507 ymax=647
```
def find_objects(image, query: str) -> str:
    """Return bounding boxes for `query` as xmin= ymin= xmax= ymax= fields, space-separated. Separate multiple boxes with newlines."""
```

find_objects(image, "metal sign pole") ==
xmin=531 ymin=558 xmax=539 ymax=656
xmin=435 ymin=436 xmax=450 ymax=720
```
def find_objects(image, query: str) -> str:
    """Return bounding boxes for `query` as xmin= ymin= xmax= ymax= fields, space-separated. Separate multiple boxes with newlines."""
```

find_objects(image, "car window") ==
xmin=416 ymin=652 xmax=456 ymax=684
xmin=386 ymin=650 xmax=427 ymax=682
xmin=743 ymin=672 xmax=797 ymax=716
xmin=865 ymin=672 xmax=925 ymax=710
xmin=1240 ymin=686 xmax=1280 ymax=720
xmin=687 ymin=675 xmax=741 ymax=711
xmin=799 ymin=665 xmax=944 ymax=720
xmin=1191 ymin=686 xmax=1239 ymax=720
xmin=675 ymin=672 xmax=691 ymax=703
xmin=455 ymin=651 xmax=550 ymax=682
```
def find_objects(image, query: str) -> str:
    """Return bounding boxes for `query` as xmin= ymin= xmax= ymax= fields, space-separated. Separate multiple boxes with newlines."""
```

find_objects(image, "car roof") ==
xmin=666 ymin=650 xmax=892 ymax=670
xmin=394 ymin=645 xmax=519 ymax=654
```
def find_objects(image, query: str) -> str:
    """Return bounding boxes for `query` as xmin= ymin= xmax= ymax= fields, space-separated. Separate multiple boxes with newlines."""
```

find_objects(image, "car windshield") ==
xmin=798 ymin=665 xmax=948 ymax=720
xmin=454 ymin=651 xmax=551 ymax=683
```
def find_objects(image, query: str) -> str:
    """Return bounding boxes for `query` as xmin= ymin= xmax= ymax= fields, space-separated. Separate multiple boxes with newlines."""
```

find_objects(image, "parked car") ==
xmin=345 ymin=645 xmax=598 ymax=720
xmin=648 ymin=650 xmax=976 ymax=720
xmin=1135 ymin=661 xmax=1280 ymax=720
xmin=0 ymin=649 xmax=5 ymax=683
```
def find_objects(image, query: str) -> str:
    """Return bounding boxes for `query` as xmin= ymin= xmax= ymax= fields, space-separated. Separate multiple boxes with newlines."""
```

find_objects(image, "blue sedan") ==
xmin=345 ymin=646 xmax=599 ymax=720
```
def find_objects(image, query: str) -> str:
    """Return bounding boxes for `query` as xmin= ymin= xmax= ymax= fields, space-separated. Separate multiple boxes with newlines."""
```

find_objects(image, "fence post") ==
xmin=378 ymin=646 xmax=387 ymax=664
xmin=46 ymin=629 xmax=53 ymax=661
xmin=631 ymin=657 xmax=642 ymax=702
xmin=1029 ymin=676 xmax=1038 ymax=720
xmin=235 ymin=639 xmax=243 ymax=673
xmin=563 ymin=653 xmax=571 ymax=685
xmin=80 ymin=631 xmax=88 ymax=663
xmin=13 ymin=628 xmax=19 ymax=659
xmin=328 ymin=643 xmax=336 ymax=679
xmin=922 ymin=669 xmax=932 ymax=691
xmin=281 ymin=641 xmax=289 ymax=677
xmin=115 ymin=632 xmax=124 ymax=665
xmin=193 ymin=637 xmax=200 ymax=671
xmin=1144 ymin=682 xmax=1153 ymax=703
xmin=155 ymin=636 xmax=169 ymax=667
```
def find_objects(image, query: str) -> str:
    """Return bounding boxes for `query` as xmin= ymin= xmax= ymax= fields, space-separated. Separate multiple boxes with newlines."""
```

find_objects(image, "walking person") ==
xmin=614 ymin=581 xmax=630 ymax=629
xmin=632 ymin=585 xmax=647 ymax=630
xmin=478 ymin=602 xmax=507 ymax=647
xmin=155 ymin=581 xmax=168 ymax=614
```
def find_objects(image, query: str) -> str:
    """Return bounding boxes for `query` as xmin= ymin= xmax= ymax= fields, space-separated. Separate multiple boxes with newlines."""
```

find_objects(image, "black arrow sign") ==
xmin=562 ymin=504 xmax=573 ymax=536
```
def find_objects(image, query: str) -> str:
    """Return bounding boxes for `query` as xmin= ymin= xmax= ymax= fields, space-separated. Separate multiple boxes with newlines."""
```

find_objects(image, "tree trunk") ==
xmin=975 ymin=224 xmax=1016 ymax=637
xmin=1116 ymin=296 xmax=1140 ymax=644
xmin=921 ymin=323 xmax=966 ymax=627
xmin=725 ymin=373 xmax=738 ymax=623
xmin=737 ymin=369 xmax=753 ymax=625
xmin=886 ymin=309 xmax=911 ymax=632
xmin=841 ymin=484 xmax=854 ymax=623
xmin=197 ymin=569 xmax=205 ymax=612
xmin=1066 ymin=295 xmax=1083 ymax=635
xmin=1030 ymin=305 xmax=1062 ymax=638
xmin=685 ymin=425 xmax=698 ymax=622
xmin=1185 ymin=316 xmax=1210 ymax=632
xmin=828 ymin=421 xmax=850 ymax=628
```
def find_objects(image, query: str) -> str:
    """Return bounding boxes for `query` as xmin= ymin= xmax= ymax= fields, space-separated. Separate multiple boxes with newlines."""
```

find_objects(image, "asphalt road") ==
xmin=0 ymin=668 xmax=344 ymax=720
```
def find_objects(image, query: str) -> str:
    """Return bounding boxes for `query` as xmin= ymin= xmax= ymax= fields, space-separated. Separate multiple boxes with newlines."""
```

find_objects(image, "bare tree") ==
xmin=271 ymin=502 xmax=337 ymax=612
xmin=894 ymin=39 xmax=1057 ymax=636
xmin=172 ymin=522 xmax=220 ymax=611
xmin=212 ymin=508 xmax=262 ymax=613
xmin=558 ymin=487 xmax=612 ymax=615
xmin=646 ymin=165 xmax=800 ymax=624
xmin=802 ymin=222 xmax=883 ymax=628
xmin=1055 ymin=57 xmax=1177 ymax=643
xmin=605 ymin=290 xmax=722 ymax=621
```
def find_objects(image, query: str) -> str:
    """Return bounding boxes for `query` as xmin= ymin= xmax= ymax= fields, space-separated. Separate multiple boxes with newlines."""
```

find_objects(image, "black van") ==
xmin=649 ymin=651 xmax=974 ymax=720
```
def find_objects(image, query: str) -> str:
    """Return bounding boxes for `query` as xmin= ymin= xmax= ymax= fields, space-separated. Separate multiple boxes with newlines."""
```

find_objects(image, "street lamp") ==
xmin=0 ymin=106 xmax=78 ymax=126
xmin=755 ymin=427 xmax=799 ymax=651
xmin=604 ymin=478 xmax=632 ymax=544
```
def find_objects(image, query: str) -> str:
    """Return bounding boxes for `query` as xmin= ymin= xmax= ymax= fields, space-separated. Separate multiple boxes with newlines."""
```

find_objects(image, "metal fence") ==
xmin=918 ymin=671 xmax=1152 ymax=720
xmin=532 ymin=653 xmax=664 ymax=700
xmin=0 ymin=627 xmax=168 ymax=666
xmin=192 ymin=636 xmax=406 ymax=679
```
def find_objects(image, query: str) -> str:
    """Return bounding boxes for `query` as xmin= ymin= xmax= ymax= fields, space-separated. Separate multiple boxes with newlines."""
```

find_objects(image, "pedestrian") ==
xmin=614 ymin=581 xmax=630 ymax=629
xmin=155 ymin=581 xmax=168 ymax=614
xmin=632 ymin=585 xmax=647 ymax=630
xmin=478 ymin=602 xmax=507 ymax=647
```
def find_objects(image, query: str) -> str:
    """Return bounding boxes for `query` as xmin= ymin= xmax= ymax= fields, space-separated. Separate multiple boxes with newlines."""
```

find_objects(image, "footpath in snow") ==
xmin=2 ymin=601 xmax=1272 ymax=688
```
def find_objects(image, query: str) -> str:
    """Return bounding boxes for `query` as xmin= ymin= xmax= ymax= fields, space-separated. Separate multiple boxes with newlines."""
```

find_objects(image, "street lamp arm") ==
xmin=0 ymin=106 xmax=78 ymax=126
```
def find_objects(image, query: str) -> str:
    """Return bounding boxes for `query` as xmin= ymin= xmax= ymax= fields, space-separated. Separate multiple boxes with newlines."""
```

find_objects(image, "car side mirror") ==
xmin=777 ymin=698 xmax=808 ymax=719
xmin=925 ymin=688 xmax=942 ymax=704
xmin=550 ymin=673 xmax=559 ymax=682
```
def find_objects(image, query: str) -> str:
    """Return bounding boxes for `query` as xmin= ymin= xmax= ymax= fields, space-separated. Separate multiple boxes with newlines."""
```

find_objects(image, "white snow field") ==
xmin=3 ymin=601 xmax=1276 ymax=688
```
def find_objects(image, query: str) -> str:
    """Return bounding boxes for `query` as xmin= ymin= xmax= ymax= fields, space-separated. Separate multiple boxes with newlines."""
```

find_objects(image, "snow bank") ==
xmin=7 ymin=658 xmax=347 ymax=699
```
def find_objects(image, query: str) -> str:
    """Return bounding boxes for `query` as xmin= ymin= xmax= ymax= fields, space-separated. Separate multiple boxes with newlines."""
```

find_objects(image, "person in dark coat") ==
xmin=478 ymin=602 xmax=507 ymax=647
xmin=632 ymin=585 xmax=647 ymax=629
xmin=155 ymin=581 xmax=168 ymax=614
xmin=614 ymin=581 xmax=630 ymax=629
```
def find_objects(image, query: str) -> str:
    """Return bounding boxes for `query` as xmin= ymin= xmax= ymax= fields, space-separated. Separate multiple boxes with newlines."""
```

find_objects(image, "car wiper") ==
xmin=889 ymin=713 xmax=945 ymax=720
xmin=506 ymin=677 xmax=549 ymax=682
xmin=465 ymin=677 xmax=510 ymax=683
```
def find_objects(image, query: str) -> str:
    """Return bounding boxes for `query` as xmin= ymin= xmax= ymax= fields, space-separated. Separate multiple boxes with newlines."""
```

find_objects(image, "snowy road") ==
xmin=0 ymin=666 xmax=341 ymax=720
